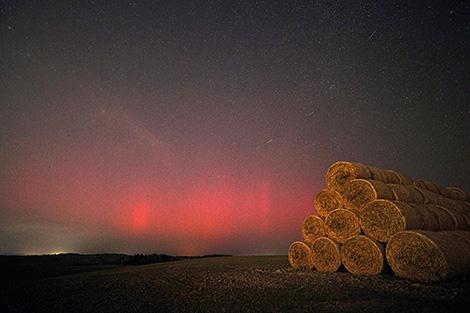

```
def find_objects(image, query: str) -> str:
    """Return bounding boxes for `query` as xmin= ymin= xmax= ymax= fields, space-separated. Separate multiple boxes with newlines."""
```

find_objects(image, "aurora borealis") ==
xmin=1 ymin=1 xmax=468 ymax=255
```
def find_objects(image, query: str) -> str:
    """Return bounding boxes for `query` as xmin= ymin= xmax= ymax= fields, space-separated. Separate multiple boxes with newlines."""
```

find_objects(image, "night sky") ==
xmin=1 ymin=1 xmax=469 ymax=255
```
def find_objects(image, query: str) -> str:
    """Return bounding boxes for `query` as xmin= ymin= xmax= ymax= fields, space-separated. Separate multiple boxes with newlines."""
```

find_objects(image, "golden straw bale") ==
xmin=389 ymin=184 xmax=425 ymax=203
xmin=406 ymin=203 xmax=440 ymax=231
xmin=341 ymin=235 xmax=385 ymax=275
xmin=325 ymin=209 xmax=361 ymax=243
xmin=453 ymin=231 xmax=470 ymax=245
xmin=413 ymin=180 xmax=428 ymax=191
xmin=436 ymin=185 xmax=452 ymax=198
xmin=384 ymin=170 xmax=402 ymax=184
xmin=326 ymin=161 xmax=371 ymax=192
xmin=419 ymin=189 xmax=470 ymax=215
xmin=315 ymin=189 xmax=343 ymax=218
xmin=416 ymin=180 xmax=451 ymax=198
xmin=417 ymin=188 xmax=453 ymax=207
xmin=436 ymin=205 xmax=468 ymax=230
xmin=302 ymin=215 xmax=326 ymax=246
xmin=288 ymin=241 xmax=315 ymax=270
xmin=424 ymin=205 xmax=458 ymax=230
xmin=367 ymin=166 xmax=390 ymax=183
xmin=386 ymin=231 xmax=470 ymax=282
xmin=367 ymin=167 xmax=408 ymax=184
xmin=341 ymin=179 xmax=394 ymax=214
xmin=446 ymin=187 xmax=467 ymax=201
xmin=420 ymin=180 xmax=441 ymax=194
xmin=390 ymin=170 xmax=414 ymax=185
xmin=310 ymin=237 xmax=342 ymax=272
xmin=361 ymin=200 xmax=423 ymax=243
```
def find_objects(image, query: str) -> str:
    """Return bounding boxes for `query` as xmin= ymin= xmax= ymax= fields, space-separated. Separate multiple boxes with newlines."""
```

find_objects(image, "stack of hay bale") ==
xmin=288 ymin=161 xmax=470 ymax=283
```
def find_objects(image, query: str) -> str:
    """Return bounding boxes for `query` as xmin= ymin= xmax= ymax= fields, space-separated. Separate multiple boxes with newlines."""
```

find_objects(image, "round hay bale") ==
xmin=436 ymin=205 xmax=467 ymax=230
xmin=406 ymin=203 xmax=440 ymax=231
xmin=453 ymin=231 xmax=470 ymax=245
xmin=450 ymin=206 xmax=470 ymax=230
xmin=435 ymin=184 xmax=452 ymax=198
xmin=384 ymin=170 xmax=402 ymax=184
xmin=367 ymin=166 xmax=390 ymax=183
xmin=361 ymin=200 xmax=423 ymax=243
xmin=288 ymin=241 xmax=314 ymax=270
xmin=386 ymin=231 xmax=470 ymax=282
xmin=302 ymin=215 xmax=326 ymax=245
xmin=326 ymin=161 xmax=371 ymax=192
xmin=315 ymin=189 xmax=343 ymax=218
xmin=446 ymin=187 xmax=467 ymax=201
xmin=310 ymin=237 xmax=341 ymax=272
xmin=414 ymin=187 xmax=434 ymax=204
xmin=416 ymin=188 xmax=457 ymax=208
xmin=341 ymin=179 xmax=394 ymax=214
xmin=413 ymin=180 xmax=428 ymax=191
xmin=390 ymin=184 xmax=426 ymax=203
xmin=432 ymin=194 xmax=467 ymax=211
xmin=390 ymin=170 xmax=414 ymax=185
xmin=341 ymin=235 xmax=385 ymax=275
xmin=424 ymin=205 xmax=458 ymax=230
xmin=418 ymin=180 xmax=451 ymax=198
xmin=325 ymin=209 xmax=361 ymax=243
xmin=465 ymin=202 xmax=470 ymax=210
xmin=421 ymin=180 xmax=441 ymax=194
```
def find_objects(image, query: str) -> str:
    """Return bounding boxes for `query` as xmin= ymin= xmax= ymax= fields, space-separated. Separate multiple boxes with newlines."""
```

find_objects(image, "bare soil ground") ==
xmin=1 ymin=256 xmax=469 ymax=312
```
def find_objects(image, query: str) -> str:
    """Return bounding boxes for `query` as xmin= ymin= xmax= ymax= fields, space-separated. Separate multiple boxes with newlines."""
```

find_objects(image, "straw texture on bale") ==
xmin=361 ymin=200 xmax=463 ymax=242
xmin=326 ymin=161 xmax=371 ymax=192
xmin=301 ymin=215 xmax=326 ymax=245
xmin=423 ymin=205 xmax=459 ymax=230
xmin=315 ymin=189 xmax=343 ymax=218
xmin=368 ymin=167 xmax=402 ymax=184
xmin=341 ymin=235 xmax=385 ymax=275
xmin=310 ymin=237 xmax=342 ymax=272
xmin=389 ymin=170 xmax=414 ymax=185
xmin=341 ymin=179 xmax=394 ymax=214
xmin=406 ymin=203 xmax=440 ymax=231
xmin=288 ymin=241 xmax=314 ymax=270
xmin=417 ymin=188 xmax=452 ymax=206
xmin=325 ymin=209 xmax=361 ymax=243
xmin=414 ymin=180 xmax=441 ymax=195
xmin=389 ymin=184 xmax=425 ymax=203
xmin=386 ymin=231 xmax=470 ymax=282
xmin=435 ymin=205 xmax=468 ymax=230
xmin=361 ymin=200 xmax=423 ymax=243
xmin=446 ymin=187 xmax=468 ymax=201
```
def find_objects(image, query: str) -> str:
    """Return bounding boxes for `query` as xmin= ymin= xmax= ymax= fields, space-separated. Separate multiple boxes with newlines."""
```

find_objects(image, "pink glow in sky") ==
xmin=0 ymin=87 xmax=322 ymax=255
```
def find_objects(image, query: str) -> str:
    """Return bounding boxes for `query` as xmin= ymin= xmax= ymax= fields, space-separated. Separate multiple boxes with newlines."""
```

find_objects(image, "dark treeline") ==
xmin=126 ymin=254 xmax=179 ymax=265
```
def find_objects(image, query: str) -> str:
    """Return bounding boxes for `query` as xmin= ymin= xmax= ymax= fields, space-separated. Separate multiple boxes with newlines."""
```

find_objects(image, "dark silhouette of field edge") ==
xmin=1 ymin=255 xmax=469 ymax=313
xmin=0 ymin=253 xmax=229 ymax=281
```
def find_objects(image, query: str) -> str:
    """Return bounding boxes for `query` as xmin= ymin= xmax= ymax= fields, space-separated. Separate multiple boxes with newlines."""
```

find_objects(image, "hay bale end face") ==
xmin=310 ymin=237 xmax=341 ymax=272
xmin=302 ymin=215 xmax=326 ymax=245
xmin=361 ymin=200 xmax=422 ymax=243
xmin=325 ymin=209 xmax=361 ymax=243
xmin=315 ymin=189 xmax=343 ymax=218
xmin=341 ymin=235 xmax=385 ymax=275
xmin=288 ymin=241 xmax=315 ymax=270
xmin=341 ymin=179 xmax=394 ymax=214
xmin=386 ymin=231 xmax=470 ymax=282
xmin=326 ymin=161 xmax=371 ymax=192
